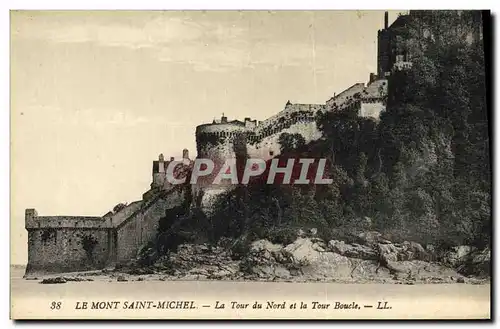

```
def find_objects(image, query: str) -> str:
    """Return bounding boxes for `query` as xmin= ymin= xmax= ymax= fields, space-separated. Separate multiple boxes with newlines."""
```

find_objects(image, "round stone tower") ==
xmin=195 ymin=114 xmax=250 ymax=162
xmin=194 ymin=114 xmax=251 ymax=209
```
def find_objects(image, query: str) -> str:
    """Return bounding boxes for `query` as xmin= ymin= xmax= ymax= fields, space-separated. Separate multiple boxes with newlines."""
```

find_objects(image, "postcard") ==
xmin=10 ymin=10 xmax=491 ymax=320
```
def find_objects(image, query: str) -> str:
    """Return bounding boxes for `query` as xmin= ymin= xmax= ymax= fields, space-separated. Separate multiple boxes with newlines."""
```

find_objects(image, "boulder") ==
xmin=242 ymin=238 xmax=351 ymax=280
xmin=240 ymin=239 xmax=290 ymax=279
xmin=40 ymin=277 xmax=66 ymax=284
xmin=357 ymin=231 xmax=391 ymax=245
xmin=250 ymin=265 xmax=291 ymax=279
xmin=283 ymin=237 xmax=327 ymax=264
xmin=124 ymin=267 xmax=155 ymax=275
xmin=443 ymin=245 xmax=474 ymax=267
xmin=300 ymin=252 xmax=353 ymax=280
xmin=386 ymin=260 xmax=461 ymax=283
xmin=250 ymin=239 xmax=283 ymax=255
xmin=209 ymin=262 xmax=240 ymax=280
xmin=246 ymin=240 xmax=287 ymax=265
xmin=349 ymin=259 xmax=391 ymax=282
xmin=117 ymin=275 xmax=128 ymax=282
xmin=471 ymin=248 xmax=490 ymax=276
xmin=328 ymin=240 xmax=378 ymax=260
xmin=169 ymin=243 xmax=235 ymax=272
xmin=188 ymin=268 xmax=210 ymax=277
xmin=458 ymin=247 xmax=491 ymax=277
xmin=399 ymin=241 xmax=429 ymax=261
xmin=377 ymin=240 xmax=429 ymax=265
xmin=377 ymin=243 xmax=399 ymax=262
xmin=62 ymin=277 xmax=86 ymax=282
xmin=283 ymin=238 xmax=353 ymax=280
xmin=181 ymin=274 xmax=207 ymax=281
xmin=426 ymin=244 xmax=436 ymax=253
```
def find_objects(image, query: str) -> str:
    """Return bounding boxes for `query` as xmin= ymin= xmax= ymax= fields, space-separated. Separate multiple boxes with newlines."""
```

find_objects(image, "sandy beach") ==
xmin=10 ymin=266 xmax=491 ymax=320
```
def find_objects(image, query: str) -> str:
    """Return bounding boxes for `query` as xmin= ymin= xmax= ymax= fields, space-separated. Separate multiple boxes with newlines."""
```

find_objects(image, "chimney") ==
xmin=170 ymin=157 xmax=174 ymax=161
xmin=221 ymin=115 xmax=228 ymax=123
xmin=182 ymin=149 xmax=189 ymax=160
xmin=158 ymin=154 xmax=165 ymax=173
xmin=384 ymin=11 xmax=389 ymax=29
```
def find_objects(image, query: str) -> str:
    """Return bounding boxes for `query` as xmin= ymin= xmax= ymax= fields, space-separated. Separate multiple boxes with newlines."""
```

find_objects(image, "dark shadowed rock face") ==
xmin=117 ymin=275 xmax=128 ymax=282
xmin=167 ymin=243 xmax=241 ymax=280
xmin=442 ymin=246 xmax=474 ymax=266
xmin=443 ymin=246 xmax=474 ymax=267
xmin=456 ymin=247 xmax=491 ymax=278
xmin=329 ymin=240 xmax=378 ymax=260
xmin=40 ymin=277 xmax=66 ymax=284
xmin=470 ymin=248 xmax=491 ymax=277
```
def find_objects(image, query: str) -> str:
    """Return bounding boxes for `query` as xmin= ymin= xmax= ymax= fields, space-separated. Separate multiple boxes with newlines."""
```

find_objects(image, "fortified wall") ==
xmin=191 ymin=76 xmax=387 ymax=208
xmin=195 ymin=76 xmax=388 ymax=167
xmin=24 ymin=151 xmax=191 ymax=276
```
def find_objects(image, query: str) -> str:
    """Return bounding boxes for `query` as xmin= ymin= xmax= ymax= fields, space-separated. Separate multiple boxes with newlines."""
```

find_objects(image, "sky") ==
xmin=10 ymin=10 xmax=400 ymax=264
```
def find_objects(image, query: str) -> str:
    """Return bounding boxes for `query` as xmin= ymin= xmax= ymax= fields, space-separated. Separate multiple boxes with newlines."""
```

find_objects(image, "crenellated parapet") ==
xmin=25 ymin=208 xmax=106 ymax=229
xmin=246 ymin=103 xmax=325 ymax=147
xmin=25 ymin=200 xmax=146 ymax=231
xmin=194 ymin=75 xmax=388 ymax=164
xmin=325 ymin=78 xmax=387 ymax=120
xmin=195 ymin=117 xmax=251 ymax=162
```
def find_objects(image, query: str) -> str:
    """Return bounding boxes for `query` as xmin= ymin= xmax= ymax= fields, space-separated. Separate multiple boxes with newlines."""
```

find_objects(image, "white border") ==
xmin=3 ymin=0 xmax=500 ymax=10
xmin=2 ymin=0 xmax=498 ymax=328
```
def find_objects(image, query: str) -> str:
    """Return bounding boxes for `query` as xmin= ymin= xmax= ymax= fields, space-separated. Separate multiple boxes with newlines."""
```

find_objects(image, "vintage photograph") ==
xmin=10 ymin=10 xmax=491 ymax=319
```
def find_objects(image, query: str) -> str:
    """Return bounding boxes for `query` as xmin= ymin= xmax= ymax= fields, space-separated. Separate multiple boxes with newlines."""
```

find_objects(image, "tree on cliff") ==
xmin=278 ymin=133 xmax=306 ymax=154
xmin=312 ymin=11 xmax=490 ymax=246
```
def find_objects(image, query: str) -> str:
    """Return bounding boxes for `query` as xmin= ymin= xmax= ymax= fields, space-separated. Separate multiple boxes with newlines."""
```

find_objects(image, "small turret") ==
xmin=244 ymin=117 xmax=257 ymax=129
xmin=152 ymin=154 xmax=167 ymax=188
xmin=182 ymin=149 xmax=189 ymax=160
